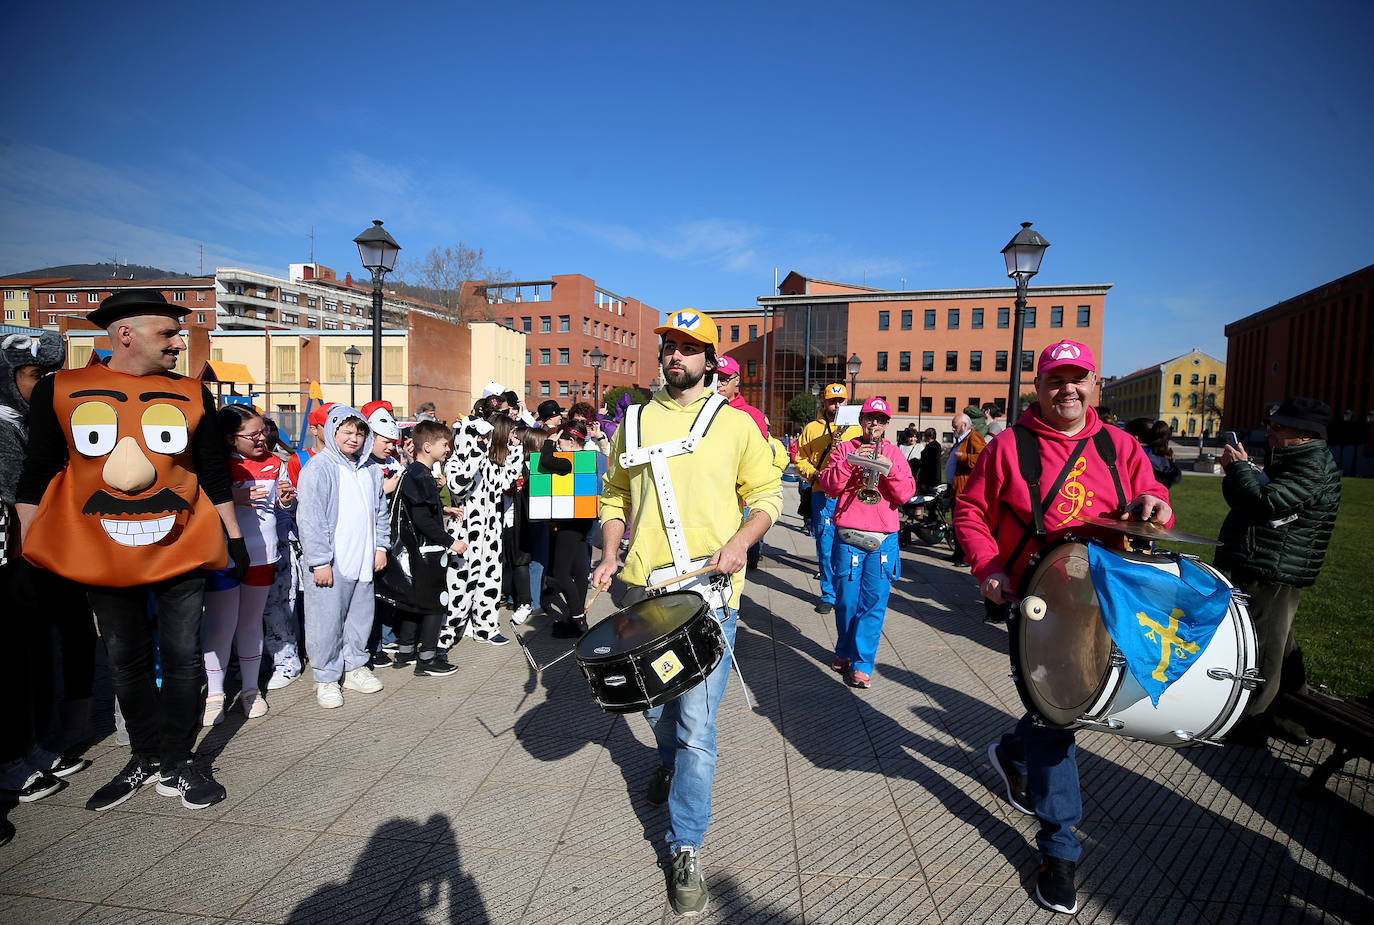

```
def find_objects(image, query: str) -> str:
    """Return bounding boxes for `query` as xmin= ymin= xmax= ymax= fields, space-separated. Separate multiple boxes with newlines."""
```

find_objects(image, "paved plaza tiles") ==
xmin=2 ymin=483 xmax=1371 ymax=923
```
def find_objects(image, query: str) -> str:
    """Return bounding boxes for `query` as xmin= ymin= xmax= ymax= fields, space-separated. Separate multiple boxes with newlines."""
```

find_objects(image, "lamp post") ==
xmin=353 ymin=220 xmax=401 ymax=403
xmin=343 ymin=344 xmax=362 ymax=407
xmin=847 ymin=352 xmax=861 ymax=401
xmin=589 ymin=346 xmax=604 ymax=407
xmin=918 ymin=375 xmax=927 ymax=430
xmin=1000 ymin=222 xmax=1050 ymax=420
xmin=648 ymin=377 xmax=660 ymax=395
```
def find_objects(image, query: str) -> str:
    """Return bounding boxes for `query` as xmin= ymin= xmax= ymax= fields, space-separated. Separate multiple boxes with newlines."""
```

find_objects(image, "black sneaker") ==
xmin=987 ymin=743 xmax=1033 ymax=815
xmin=393 ymin=650 xmax=418 ymax=669
xmin=86 ymin=755 xmax=160 ymax=811
xmin=0 ymin=770 xmax=62 ymax=803
xmin=814 ymin=601 xmax=834 ymax=614
xmin=156 ymin=759 xmax=226 ymax=810
xmin=1035 ymin=856 xmax=1078 ymax=914
xmin=371 ymin=651 xmax=393 ymax=667
xmin=647 ymin=766 xmax=673 ymax=806
xmin=415 ymin=656 xmax=458 ymax=677
xmin=669 ymin=847 xmax=708 ymax=916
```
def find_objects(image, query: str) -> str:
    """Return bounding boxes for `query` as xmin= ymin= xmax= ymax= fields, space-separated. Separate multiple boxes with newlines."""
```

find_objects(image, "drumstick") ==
xmin=643 ymin=563 xmax=720 ymax=594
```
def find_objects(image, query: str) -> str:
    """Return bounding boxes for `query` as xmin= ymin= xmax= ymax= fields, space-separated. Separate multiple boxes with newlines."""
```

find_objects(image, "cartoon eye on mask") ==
xmin=141 ymin=403 xmax=189 ymax=455
xmin=72 ymin=401 xmax=119 ymax=457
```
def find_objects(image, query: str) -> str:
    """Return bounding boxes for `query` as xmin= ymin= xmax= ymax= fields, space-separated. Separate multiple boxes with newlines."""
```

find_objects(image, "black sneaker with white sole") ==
xmin=156 ymin=759 xmax=226 ymax=810
xmin=1035 ymin=856 xmax=1078 ymax=914
xmin=987 ymin=742 xmax=1034 ymax=815
xmin=415 ymin=656 xmax=458 ymax=677
xmin=86 ymin=755 xmax=160 ymax=811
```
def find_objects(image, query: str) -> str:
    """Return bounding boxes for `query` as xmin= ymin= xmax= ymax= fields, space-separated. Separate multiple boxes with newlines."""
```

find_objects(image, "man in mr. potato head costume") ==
xmin=16 ymin=289 xmax=250 ymax=813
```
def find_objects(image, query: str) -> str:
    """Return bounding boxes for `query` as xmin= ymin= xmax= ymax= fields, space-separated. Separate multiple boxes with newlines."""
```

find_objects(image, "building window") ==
xmin=66 ymin=293 xmax=79 ymax=303
xmin=324 ymin=300 xmax=338 ymax=312
xmin=559 ymin=315 xmax=570 ymax=332
xmin=968 ymin=397 xmax=980 ymax=408
xmin=747 ymin=360 xmax=757 ymax=377
xmin=1173 ymin=373 xmax=1182 ymax=385
xmin=48 ymin=294 xmax=56 ymax=303
xmin=995 ymin=350 xmax=1008 ymax=372
xmin=558 ymin=348 xmax=570 ymax=365
xmin=1051 ymin=305 xmax=1063 ymax=327
xmin=944 ymin=397 xmax=957 ymax=414
xmin=540 ymin=316 xmax=551 ymax=333
xmin=197 ymin=291 xmax=206 ymax=302
xmin=582 ymin=319 xmax=589 ymax=334
xmin=559 ymin=381 xmax=569 ymax=398
xmin=1208 ymin=373 xmax=1217 ymax=386
xmin=306 ymin=317 xmax=317 ymax=328
xmin=2 ymin=290 xmax=11 ymax=300
xmin=525 ymin=350 xmax=532 ymax=365
xmin=969 ymin=350 xmax=982 ymax=372
xmin=749 ymin=325 xmax=757 ymax=341
xmin=897 ymin=397 xmax=909 ymax=413
xmin=307 ymin=297 xmax=317 ymax=308
xmin=48 ymin=314 xmax=56 ymax=324
xmin=876 ymin=351 xmax=888 ymax=372
xmin=1189 ymin=394 xmax=1198 ymax=409
xmin=1190 ymin=373 xmax=1199 ymax=385
xmin=196 ymin=313 xmax=205 ymax=324
xmin=1021 ymin=350 xmax=1034 ymax=371
xmin=899 ymin=351 xmax=910 ymax=372
xmin=947 ymin=308 xmax=959 ymax=329
xmin=946 ymin=351 xmax=958 ymax=372
xmin=920 ymin=396 xmax=932 ymax=413
xmin=522 ymin=317 xmax=532 ymax=333
xmin=282 ymin=312 xmax=297 ymax=324
xmin=1077 ymin=305 xmax=1091 ymax=327
xmin=998 ymin=307 xmax=1009 ymax=328
xmin=3 ymin=310 xmax=11 ymax=320
xmin=282 ymin=292 xmax=298 ymax=305
xmin=1024 ymin=306 xmax=1036 ymax=327
xmin=1172 ymin=393 xmax=1180 ymax=408
xmin=901 ymin=310 xmax=912 ymax=330
xmin=731 ymin=325 xmax=740 ymax=342
xmin=924 ymin=309 xmax=936 ymax=330
xmin=504 ymin=317 xmax=514 ymax=328
xmin=173 ymin=291 xmax=185 ymax=301
xmin=878 ymin=311 xmax=889 ymax=331
xmin=540 ymin=348 xmax=551 ymax=365
xmin=922 ymin=351 xmax=934 ymax=372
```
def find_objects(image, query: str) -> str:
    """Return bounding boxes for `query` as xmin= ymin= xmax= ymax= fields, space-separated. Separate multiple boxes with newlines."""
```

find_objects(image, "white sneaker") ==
xmin=511 ymin=604 xmax=532 ymax=626
xmin=266 ymin=672 xmax=297 ymax=691
xmin=202 ymin=693 xmax=226 ymax=727
xmin=316 ymin=682 xmax=344 ymax=709
xmin=343 ymin=666 xmax=384 ymax=694
xmin=241 ymin=689 xmax=269 ymax=719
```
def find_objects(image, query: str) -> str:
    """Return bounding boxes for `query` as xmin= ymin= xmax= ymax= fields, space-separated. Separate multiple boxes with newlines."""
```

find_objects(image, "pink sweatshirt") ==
xmin=815 ymin=437 xmax=915 ymax=534
xmin=727 ymin=393 xmax=769 ymax=439
xmin=953 ymin=404 xmax=1172 ymax=587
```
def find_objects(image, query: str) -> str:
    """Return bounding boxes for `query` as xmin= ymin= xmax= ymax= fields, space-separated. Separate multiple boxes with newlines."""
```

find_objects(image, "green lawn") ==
xmin=1160 ymin=474 xmax=1373 ymax=699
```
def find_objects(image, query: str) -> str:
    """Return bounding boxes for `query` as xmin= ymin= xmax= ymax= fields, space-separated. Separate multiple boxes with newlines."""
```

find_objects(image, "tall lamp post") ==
xmin=589 ymin=346 xmax=604 ymax=407
xmin=1000 ymin=222 xmax=1050 ymax=420
xmin=918 ymin=375 xmax=927 ymax=430
xmin=648 ymin=377 xmax=660 ymax=398
xmin=344 ymin=344 xmax=362 ymax=407
xmin=353 ymin=220 xmax=401 ymax=403
xmin=847 ymin=353 xmax=861 ymax=401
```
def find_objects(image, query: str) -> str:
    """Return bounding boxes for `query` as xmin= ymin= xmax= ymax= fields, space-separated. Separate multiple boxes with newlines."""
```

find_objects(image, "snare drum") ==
xmin=576 ymin=591 xmax=725 ymax=714
xmin=1012 ymin=539 xmax=1258 ymax=747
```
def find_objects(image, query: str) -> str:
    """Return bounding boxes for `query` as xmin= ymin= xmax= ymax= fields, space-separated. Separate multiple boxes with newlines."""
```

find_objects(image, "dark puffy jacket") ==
xmin=1214 ymin=441 xmax=1340 ymax=587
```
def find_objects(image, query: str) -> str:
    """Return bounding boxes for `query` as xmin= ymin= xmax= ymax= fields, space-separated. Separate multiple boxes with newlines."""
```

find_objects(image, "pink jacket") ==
xmin=815 ymin=437 xmax=915 ymax=535
xmin=953 ymin=404 xmax=1172 ymax=588
xmin=727 ymin=393 xmax=769 ymax=439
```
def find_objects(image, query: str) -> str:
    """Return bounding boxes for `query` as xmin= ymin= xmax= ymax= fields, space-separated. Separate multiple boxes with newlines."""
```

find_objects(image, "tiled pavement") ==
xmin=3 ymin=482 xmax=1371 ymax=924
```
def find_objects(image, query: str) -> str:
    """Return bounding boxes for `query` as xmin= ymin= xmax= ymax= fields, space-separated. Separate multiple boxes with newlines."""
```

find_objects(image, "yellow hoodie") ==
xmin=795 ymin=410 xmax=861 ymax=485
xmin=600 ymin=390 xmax=783 ymax=608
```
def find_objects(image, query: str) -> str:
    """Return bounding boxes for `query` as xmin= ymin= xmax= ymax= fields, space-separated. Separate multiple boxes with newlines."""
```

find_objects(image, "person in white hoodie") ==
xmin=297 ymin=405 xmax=390 ymax=709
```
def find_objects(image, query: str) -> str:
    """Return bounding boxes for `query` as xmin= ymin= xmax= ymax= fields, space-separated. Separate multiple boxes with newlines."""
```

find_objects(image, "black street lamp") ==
xmin=648 ymin=377 xmax=660 ymax=398
xmin=1000 ymin=222 xmax=1050 ymax=420
xmin=353 ymin=220 xmax=401 ymax=403
xmin=847 ymin=353 xmax=862 ymax=401
xmin=589 ymin=346 xmax=605 ymax=407
xmin=344 ymin=344 xmax=362 ymax=407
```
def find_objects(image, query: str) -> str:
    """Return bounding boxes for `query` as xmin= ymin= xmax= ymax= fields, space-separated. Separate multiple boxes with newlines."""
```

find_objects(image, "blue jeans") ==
xmin=529 ymin=523 xmax=550 ymax=611
xmin=1001 ymin=713 xmax=1082 ymax=862
xmin=831 ymin=533 xmax=899 ymax=675
xmin=644 ymin=606 xmax=738 ymax=853
xmin=810 ymin=492 xmax=838 ymax=603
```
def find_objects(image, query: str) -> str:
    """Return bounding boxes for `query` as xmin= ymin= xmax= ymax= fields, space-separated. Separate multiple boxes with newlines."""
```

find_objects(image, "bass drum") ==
xmin=1012 ymin=539 xmax=1258 ymax=747
xmin=576 ymin=591 xmax=725 ymax=714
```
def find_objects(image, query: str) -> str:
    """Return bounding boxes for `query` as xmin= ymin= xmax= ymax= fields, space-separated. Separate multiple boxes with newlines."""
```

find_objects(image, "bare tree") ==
xmin=394 ymin=243 xmax=513 ymax=324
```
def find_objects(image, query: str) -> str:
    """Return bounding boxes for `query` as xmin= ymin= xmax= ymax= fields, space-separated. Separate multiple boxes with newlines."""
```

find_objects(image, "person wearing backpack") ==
xmin=953 ymin=340 xmax=1173 ymax=916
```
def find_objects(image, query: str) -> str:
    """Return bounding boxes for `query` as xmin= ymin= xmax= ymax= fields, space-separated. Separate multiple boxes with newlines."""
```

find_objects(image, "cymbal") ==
xmin=1084 ymin=513 xmax=1221 ymax=546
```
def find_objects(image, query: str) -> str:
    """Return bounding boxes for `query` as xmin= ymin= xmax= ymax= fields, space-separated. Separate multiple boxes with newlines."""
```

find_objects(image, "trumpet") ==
xmin=846 ymin=439 xmax=892 ymax=505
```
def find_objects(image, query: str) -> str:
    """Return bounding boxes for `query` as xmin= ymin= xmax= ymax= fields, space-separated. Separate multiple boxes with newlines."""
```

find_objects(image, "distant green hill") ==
xmin=1 ymin=262 xmax=196 ymax=281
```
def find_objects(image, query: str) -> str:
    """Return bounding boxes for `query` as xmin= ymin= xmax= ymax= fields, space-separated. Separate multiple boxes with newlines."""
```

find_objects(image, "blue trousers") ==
xmin=831 ymin=533 xmax=900 ymax=675
xmin=1001 ymin=713 xmax=1082 ymax=862
xmin=810 ymin=492 xmax=838 ymax=604
xmin=645 ymin=606 xmax=737 ymax=853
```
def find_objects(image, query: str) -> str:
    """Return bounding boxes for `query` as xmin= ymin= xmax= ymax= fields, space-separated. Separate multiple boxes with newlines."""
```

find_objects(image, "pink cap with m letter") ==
xmin=1037 ymin=340 xmax=1097 ymax=376
xmin=860 ymin=397 xmax=891 ymax=419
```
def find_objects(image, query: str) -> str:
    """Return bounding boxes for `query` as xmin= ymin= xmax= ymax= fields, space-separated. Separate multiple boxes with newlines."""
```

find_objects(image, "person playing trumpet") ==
xmin=814 ymin=397 xmax=914 ymax=688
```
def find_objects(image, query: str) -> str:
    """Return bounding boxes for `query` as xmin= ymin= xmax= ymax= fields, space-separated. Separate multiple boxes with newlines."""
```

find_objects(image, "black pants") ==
xmin=502 ymin=524 xmax=531 ymax=606
xmin=546 ymin=525 xmax=591 ymax=621
xmin=85 ymin=572 xmax=207 ymax=767
xmin=395 ymin=610 xmax=444 ymax=657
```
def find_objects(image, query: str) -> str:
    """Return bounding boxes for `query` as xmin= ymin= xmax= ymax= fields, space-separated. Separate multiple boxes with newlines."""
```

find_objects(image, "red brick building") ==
xmin=478 ymin=274 xmax=659 ymax=407
xmin=716 ymin=272 xmax=1110 ymax=438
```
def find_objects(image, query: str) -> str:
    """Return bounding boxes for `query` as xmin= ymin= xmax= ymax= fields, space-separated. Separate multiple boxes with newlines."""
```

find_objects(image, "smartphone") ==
xmin=1222 ymin=431 xmax=1239 ymax=448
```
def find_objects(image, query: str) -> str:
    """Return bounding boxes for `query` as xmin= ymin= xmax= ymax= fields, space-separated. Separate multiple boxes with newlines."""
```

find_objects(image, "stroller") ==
xmin=899 ymin=484 xmax=955 ymax=551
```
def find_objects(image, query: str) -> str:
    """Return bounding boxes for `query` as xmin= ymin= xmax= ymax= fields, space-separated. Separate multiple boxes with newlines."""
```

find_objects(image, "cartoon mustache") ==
xmin=82 ymin=488 xmax=190 ymax=516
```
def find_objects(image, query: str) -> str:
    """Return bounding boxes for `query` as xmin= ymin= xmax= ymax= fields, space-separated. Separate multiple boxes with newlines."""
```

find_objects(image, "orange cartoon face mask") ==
xmin=24 ymin=366 xmax=227 ymax=587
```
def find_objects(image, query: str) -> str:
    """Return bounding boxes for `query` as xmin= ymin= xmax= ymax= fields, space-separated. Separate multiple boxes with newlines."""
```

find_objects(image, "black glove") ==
xmin=227 ymin=536 xmax=251 ymax=582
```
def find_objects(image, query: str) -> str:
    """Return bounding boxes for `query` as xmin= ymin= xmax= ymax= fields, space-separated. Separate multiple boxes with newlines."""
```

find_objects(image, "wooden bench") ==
xmin=1278 ymin=688 xmax=1374 ymax=797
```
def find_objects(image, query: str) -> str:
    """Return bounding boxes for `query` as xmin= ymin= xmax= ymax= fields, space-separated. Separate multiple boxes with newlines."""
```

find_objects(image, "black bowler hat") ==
xmin=87 ymin=289 xmax=189 ymax=329
xmin=536 ymin=399 xmax=564 ymax=421
xmin=1264 ymin=397 xmax=1331 ymax=440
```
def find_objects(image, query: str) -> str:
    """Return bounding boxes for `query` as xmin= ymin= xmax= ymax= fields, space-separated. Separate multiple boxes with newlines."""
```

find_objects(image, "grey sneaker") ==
xmin=669 ymin=847 xmax=708 ymax=916
xmin=647 ymin=766 xmax=673 ymax=805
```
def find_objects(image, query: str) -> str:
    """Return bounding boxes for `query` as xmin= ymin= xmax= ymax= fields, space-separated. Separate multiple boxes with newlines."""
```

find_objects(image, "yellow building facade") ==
xmin=1101 ymin=348 xmax=1225 ymax=437
xmin=468 ymin=321 xmax=527 ymax=400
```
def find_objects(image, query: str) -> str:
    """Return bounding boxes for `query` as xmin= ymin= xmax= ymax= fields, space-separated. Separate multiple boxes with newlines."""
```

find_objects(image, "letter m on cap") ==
xmin=1051 ymin=343 xmax=1080 ymax=361
xmin=674 ymin=311 xmax=700 ymax=329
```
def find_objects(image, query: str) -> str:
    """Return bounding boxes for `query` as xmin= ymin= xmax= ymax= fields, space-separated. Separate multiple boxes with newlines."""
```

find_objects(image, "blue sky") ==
xmin=3 ymin=0 xmax=1371 ymax=377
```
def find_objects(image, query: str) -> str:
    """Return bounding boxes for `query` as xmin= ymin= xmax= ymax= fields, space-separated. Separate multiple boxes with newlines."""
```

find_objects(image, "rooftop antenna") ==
xmin=308 ymin=226 xmax=315 ymax=263
xmin=199 ymin=243 xmax=204 ymax=275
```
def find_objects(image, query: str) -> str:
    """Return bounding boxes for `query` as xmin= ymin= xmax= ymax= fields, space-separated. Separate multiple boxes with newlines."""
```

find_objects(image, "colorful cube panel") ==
xmin=528 ymin=450 xmax=606 ymax=520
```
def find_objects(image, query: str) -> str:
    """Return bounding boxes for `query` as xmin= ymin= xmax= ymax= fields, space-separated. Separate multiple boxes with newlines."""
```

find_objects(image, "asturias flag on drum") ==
xmin=1087 ymin=547 xmax=1232 ymax=706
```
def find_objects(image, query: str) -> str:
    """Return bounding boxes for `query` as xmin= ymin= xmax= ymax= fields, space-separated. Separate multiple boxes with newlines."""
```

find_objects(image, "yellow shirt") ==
xmin=600 ymin=390 xmax=783 ymax=608
xmin=796 ymin=414 xmax=861 ymax=484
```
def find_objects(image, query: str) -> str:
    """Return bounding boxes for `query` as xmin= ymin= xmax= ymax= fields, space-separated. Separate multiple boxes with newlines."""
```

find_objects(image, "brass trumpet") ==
xmin=847 ymin=439 xmax=892 ymax=505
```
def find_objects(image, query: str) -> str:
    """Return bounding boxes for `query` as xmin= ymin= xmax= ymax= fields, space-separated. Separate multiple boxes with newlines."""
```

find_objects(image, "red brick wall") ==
xmin=407 ymin=310 xmax=472 ymax=423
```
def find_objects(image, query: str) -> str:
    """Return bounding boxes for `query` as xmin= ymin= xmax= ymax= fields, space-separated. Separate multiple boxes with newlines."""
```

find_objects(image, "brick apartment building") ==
xmin=716 ymin=271 xmax=1110 ymax=439
xmin=477 ymin=274 xmax=659 ymax=407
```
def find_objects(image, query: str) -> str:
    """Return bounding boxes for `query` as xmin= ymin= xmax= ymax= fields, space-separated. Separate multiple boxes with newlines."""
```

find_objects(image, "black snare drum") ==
xmin=576 ymin=591 xmax=725 ymax=714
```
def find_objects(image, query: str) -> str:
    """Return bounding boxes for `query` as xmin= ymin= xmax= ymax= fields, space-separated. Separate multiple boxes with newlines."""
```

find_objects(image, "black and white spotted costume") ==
xmin=440 ymin=417 xmax=524 ymax=647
